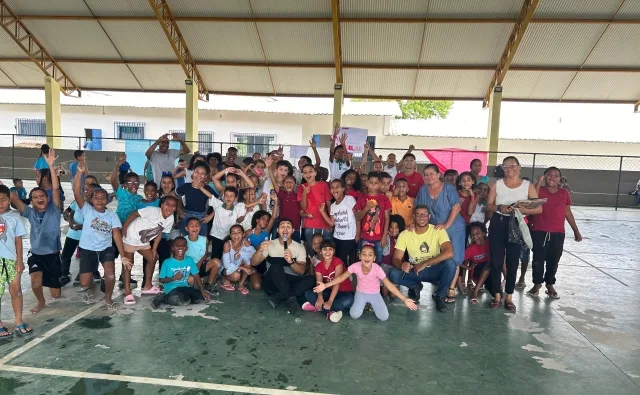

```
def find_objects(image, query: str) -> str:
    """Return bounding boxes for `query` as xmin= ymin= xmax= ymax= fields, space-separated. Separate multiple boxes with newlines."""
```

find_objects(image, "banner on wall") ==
xmin=422 ymin=149 xmax=488 ymax=174
xmin=336 ymin=127 xmax=368 ymax=153
xmin=290 ymin=145 xmax=310 ymax=158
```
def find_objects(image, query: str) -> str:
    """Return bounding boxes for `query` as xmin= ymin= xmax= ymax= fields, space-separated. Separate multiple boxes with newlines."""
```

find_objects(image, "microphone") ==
xmin=283 ymin=235 xmax=288 ymax=250
xmin=402 ymin=257 xmax=415 ymax=279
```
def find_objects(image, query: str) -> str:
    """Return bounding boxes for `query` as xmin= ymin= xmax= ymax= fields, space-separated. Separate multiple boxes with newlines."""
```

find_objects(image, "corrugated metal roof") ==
xmin=0 ymin=33 xmax=26 ymax=58
xmin=251 ymin=0 xmax=331 ymax=18
xmin=270 ymin=68 xmax=334 ymax=96
xmin=341 ymin=0 xmax=429 ymax=18
xmin=169 ymin=0 xmax=251 ymax=17
xmin=4 ymin=0 xmax=90 ymax=16
xmin=428 ymin=0 xmax=523 ymax=19
xmin=583 ymin=25 xmax=640 ymax=68
xmin=343 ymin=69 xmax=416 ymax=97
xmin=21 ymin=20 xmax=121 ymax=59
xmin=198 ymin=66 xmax=273 ymax=94
xmin=177 ymin=22 xmax=264 ymax=62
xmin=259 ymin=22 xmax=334 ymax=64
xmin=0 ymin=62 xmax=45 ymax=87
xmin=127 ymin=64 xmax=186 ymax=91
xmin=420 ymin=23 xmax=513 ymax=66
xmin=99 ymin=21 xmax=176 ymax=60
xmin=0 ymin=67 xmax=17 ymax=87
xmin=58 ymin=62 xmax=141 ymax=89
xmin=414 ymin=69 xmax=494 ymax=98
xmin=512 ymin=23 xmax=607 ymax=66
xmin=563 ymin=72 xmax=640 ymax=101
xmin=83 ymin=0 xmax=156 ymax=17
xmin=342 ymin=23 xmax=423 ymax=64
xmin=534 ymin=0 xmax=623 ymax=19
xmin=502 ymin=70 xmax=575 ymax=100
xmin=617 ymin=0 xmax=640 ymax=19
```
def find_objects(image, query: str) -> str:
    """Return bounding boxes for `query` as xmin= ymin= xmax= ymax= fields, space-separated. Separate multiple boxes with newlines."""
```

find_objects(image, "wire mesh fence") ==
xmin=0 ymin=134 xmax=638 ymax=209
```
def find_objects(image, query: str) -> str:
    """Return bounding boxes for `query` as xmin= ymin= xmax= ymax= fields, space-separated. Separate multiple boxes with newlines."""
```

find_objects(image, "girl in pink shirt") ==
xmin=314 ymin=245 xmax=416 ymax=321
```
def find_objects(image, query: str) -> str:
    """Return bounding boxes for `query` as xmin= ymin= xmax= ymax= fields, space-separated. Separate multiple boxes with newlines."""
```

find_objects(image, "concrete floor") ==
xmin=0 ymin=197 xmax=639 ymax=394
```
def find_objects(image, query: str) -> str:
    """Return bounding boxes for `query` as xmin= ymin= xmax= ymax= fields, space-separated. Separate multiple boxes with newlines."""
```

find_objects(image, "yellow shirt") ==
xmin=391 ymin=196 xmax=414 ymax=226
xmin=395 ymin=227 xmax=450 ymax=262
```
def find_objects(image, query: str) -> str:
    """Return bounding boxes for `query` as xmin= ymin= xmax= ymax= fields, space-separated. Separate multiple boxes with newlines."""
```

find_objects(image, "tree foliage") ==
xmin=352 ymin=99 xmax=453 ymax=120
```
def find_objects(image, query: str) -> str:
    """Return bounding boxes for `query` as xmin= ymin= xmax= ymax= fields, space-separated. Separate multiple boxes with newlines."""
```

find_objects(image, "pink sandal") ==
xmin=124 ymin=294 xmax=136 ymax=305
xmin=221 ymin=283 xmax=235 ymax=291
xmin=238 ymin=287 xmax=249 ymax=295
xmin=141 ymin=286 xmax=162 ymax=295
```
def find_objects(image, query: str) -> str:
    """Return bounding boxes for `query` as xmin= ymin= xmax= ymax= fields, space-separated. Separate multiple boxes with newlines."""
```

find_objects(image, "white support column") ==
xmin=185 ymin=80 xmax=198 ymax=152
xmin=333 ymin=83 xmax=343 ymax=129
xmin=45 ymin=76 xmax=61 ymax=148
xmin=486 ymin=85 xmax=503 ymax=167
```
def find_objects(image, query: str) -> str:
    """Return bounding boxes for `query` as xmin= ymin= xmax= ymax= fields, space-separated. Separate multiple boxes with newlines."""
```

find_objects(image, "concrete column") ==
xmin=185 ymin=80 xmax=198 ymax=152
xmin=44 ymin=76 xmax=61 ymax=149
xmin=486 ymin=85 xmax=502 ymax=167
xmin=333 ymin=83 xmax=343 ymax=129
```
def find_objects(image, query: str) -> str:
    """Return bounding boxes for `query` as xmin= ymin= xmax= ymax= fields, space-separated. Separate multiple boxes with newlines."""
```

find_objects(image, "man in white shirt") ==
xmin=145 ymin=134 xmax=190 ymax=184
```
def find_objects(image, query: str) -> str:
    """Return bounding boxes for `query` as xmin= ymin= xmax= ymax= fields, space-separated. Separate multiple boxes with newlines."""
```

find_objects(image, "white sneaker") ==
xmin=328 ymin=310 xmax=343 ymax=323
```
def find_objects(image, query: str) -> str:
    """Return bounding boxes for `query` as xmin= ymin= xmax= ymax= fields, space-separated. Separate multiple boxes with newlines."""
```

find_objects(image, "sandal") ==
xmin=141 ymin=285 xmax=162 ymax=295
xmin=515 ymin=281 xmax=526 ymax=289
xmin=444 ymin=288 xmax=456 ymax=304
xmin=504 ymin=301 xmax=517 ymax=313
xmin=221 ymin=283 xmax=235 ymax=291
xmin=469 ymin=298 xmax=479 ymax=305
xmin=526 ymin=288 xmax=539 ymax=298
xmin=490 ymin=299 xmax=501 ymax=309
xmin=124 ymin=294 xmax=136 ymax=305
xmin=545 ymin=290 xmax=560 ymax=299
xmin=13 ymin=323 xmax=33 ymax=336
xmin=0 ymin=327 xmax=13 ymax=339
xmin=238 ymin=287 xmax=249 ymax=295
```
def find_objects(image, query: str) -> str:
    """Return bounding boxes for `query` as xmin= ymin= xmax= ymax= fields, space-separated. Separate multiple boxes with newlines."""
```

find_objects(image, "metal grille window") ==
xmin=16 ymin=118 xmax=46 ymax=136
xmin=198 ymin=131 xmax=214 ymax=154
xmin=168 ymin=130 xmax=186 ymax=141
xmin=231 ymin=133 xmax=276 ymax=157
xmin=115 ymin=122 xmax=145 ymax=140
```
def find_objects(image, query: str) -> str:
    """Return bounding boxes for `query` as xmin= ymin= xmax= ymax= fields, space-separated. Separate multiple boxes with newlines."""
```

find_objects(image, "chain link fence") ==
xmin=0 ymin=134 xmax=638 ymax=209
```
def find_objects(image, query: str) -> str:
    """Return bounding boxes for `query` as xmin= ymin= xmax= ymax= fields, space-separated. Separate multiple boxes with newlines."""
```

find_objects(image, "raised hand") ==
xmin=45 ymin=149 xmax=57 ymax=166
xmin=309 ymin=139 xmax=316 ymax=149
xmin=339 ymin=133 xmax=347 ymax=147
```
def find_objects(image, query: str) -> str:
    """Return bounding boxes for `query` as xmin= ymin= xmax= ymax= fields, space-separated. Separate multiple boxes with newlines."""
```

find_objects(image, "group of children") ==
xmin=0 ymin=133 xmax=580 ymax=335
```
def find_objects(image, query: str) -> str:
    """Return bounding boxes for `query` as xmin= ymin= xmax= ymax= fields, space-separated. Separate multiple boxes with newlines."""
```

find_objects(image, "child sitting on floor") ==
xmin=314 ymin=245 xmax=417 ymax=321
xmin=151 ymin=237 xmax=210 ymax=308
xmin=218 ymin=224 xmax=257 ymax=294
xmin=464 ymin=222 xmax=493 ymax=305
xmin=381 ymin=215 xmax=405 ymax=302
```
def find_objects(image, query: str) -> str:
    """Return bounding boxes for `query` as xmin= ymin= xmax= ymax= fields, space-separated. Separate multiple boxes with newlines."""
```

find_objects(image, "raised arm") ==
xmin=73 ymin=161 xmax=87 ymax=208
xmin=173 ymin=134 xmax=191 ymax=155
xmin=268 ymin=166 xmax=280 ymax=194
xmin=9 ymin=191 xmax=25 ymax=213
xmin=211 ymin=169 xmax=226 ymax=194
xmin=309 ymin=139 xmax=321 ymax=168
xmin=44 ymin=149 xmax=61 ymax=208
xmin=236 ymin=169 xmax=255 ymax=189
xmin=359 ymin=143 xmax=370 ymax=174
xmin=145 ymin=134 xmax=166 ymax=159
xmin=329 ymin=123 xmax=339 ymax=162
xmin=110 ymin=158 xmax=123 ymax=191
xmin=265 ymin=201 xmax=278 ymax=233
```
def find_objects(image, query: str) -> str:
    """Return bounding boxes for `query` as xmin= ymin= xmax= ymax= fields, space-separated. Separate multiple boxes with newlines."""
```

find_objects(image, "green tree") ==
xmin=352 ymin=99 xmax=453 ymax=120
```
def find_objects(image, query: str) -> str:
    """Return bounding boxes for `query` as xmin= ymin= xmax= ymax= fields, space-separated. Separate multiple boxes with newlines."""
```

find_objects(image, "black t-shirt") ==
xmin=176 ymin=183 xmax=214 ymax=212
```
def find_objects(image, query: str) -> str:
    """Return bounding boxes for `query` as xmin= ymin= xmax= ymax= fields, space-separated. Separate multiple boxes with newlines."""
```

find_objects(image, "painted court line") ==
xmin=0 ymin=365 xmax=336 ymax=395
xmin=564 ymin=251 xmax=628 ymax=287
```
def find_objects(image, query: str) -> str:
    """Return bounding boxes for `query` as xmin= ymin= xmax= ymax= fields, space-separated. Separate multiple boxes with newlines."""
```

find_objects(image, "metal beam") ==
xmin=0 ymin=1 xmax=80 ymax=96
xmin=14 ymin=15 xmax=640 ymax=24
xmin=147 ymin=0 xmax=208 ymax=101
xmin=634 ymin=100 xmax=640 ymax=112
xmin=482 ymin=0 xmax=540 ymax=107
xmin=331 ymin=0 xmax=342 ymax=84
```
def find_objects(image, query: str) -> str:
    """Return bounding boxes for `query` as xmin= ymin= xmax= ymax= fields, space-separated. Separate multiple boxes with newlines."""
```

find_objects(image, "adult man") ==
xmin=223 ymin=147 xmax=241 ymax=169
xmin=389 ymin=205 xmax=456 ymax=312
xmin=251 ymin=218 xmax=314 ymax=314
xmin=145 ymin=134 xmax=190 ymax=184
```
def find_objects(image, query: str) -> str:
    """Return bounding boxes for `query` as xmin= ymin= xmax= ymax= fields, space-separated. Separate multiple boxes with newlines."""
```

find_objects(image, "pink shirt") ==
xmin=348 ymin=262 xmax=386 ymax=294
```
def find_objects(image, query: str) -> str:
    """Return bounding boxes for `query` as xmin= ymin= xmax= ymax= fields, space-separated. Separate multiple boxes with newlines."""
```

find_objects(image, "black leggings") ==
xmin=60 ymin=237 xmax=99 ymax=278
xmin=160 ymin=287 xmax=204 ymax=306
xmin=262 ymin=261 xmax=315 ymax=304
xmin=531 ymin=231 xmax=565 ymax=285
xmin=334 ymin=238 xmax=357 ymax=267
xmin=489 ymin=214 xmax=521 ymax=296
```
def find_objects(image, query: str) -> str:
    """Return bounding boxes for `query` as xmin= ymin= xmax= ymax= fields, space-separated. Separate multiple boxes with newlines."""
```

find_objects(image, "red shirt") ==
xmin=394 ymin=171 xmax=424 ymax=198
xmin=277 ymin=189 xmax=301 ymax=229
xmin=531 ymin=187 xmax=571 ymax=233
xmin=354 ymin=194 xmax=391 ymax=241
xmin=464 ymin=242 xmax=490 ymax=264
xmin=458 ymin=191 xmax=472 ymax=224
xmin=297 ymin=181 xmax=331 ymax=229
xmin=347 ymin=189 xmax=362 ymax=201
xmin=315 ymin=257 xmax=353 ymax=293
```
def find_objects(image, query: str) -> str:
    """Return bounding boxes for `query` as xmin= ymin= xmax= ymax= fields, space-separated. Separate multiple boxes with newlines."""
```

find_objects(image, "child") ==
xmin=379 ymin=172 xmax=393 ymax=201
xmin=319 ymin=179 xmax=357 ymax=267
xmin=121 ymin=196 xmax=178 ymax=304
xmin=263 ymin=160 xmax=291 ymax=215
xmin=10 ymin=178 xmax=29 ymax=206
xmin=217 ymin=224 xmax=257 ymax=294
xmin=393 ymin=153 xmax=423 ymax=198
xmin=354 ymin=172 xmax=391 ymax=264
xmin=184 ymin=217 xmax=213 ymax=291
xmin=306 ymin=233 xmax=324 ymax=269
xmin=137 ymin=181 xmax=160 ymax=209
xmin=36 ymin=168 xmax=65 ymax=211
xmin=470 ymin=159 xmax=489 ymax=184
xmin=381 ymin=215 xmax=405 ymax=301
xmin=340 ymin=169 xmax=362 ymax=200
xmin=211 ymin=167 xmax=255 ymax=199
xmin=469 ymin=182 xmax=489 ymax=224
xmin=269 ymin=169 xmax=300 ymax=242
xmin=73 ymin=161 xmax=128 ymax=306
xmin=302 ymin=240 xmax=354 ymax=323
xmin=444 ymin=169 xmax=459 ymax=184
xmin=176 ymin=163 xmax=215 ymax=236
xmin=313 ymin=245 xmax=417 ymax=321
xmin=465 ymin=222 xmax=493 ymax=305
xmin=1 ymin=185 xmax=30 ymax=336
xmin=12 ymin=149 xmax=62 ymax=314
xmin=33 ymin=144 xmax=50 ymax=172
xmin=173 ymin=158 xmax=186 ymax=188
xmin=118 ymin=153 xmax=131 ymax=185
xmin=390 ymin=178 xmax=414 ymax=227
xmin=299 ymin=164 xmax=332 ymax=241
xmin=329 ymin=124 xmax=351 ymax=181
xmin=359 ymin=173 xmax=368 ymax=195
xmin=456 ymin=171 xmax=477 ymax=227
xmin=151 ymin=237 xmax=210 ymax=309
xmin=143 ymin=159 xmax=154 ymax=183
xmin=69 ymin=150 xmax=87 ymax=186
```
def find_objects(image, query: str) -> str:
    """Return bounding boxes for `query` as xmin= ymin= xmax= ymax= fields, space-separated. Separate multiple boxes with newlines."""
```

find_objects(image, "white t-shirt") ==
xmin=331 ymin=196 xmax=357 ymax=240
xmin=184 ymin=169 xmax=193 ymax=183
xmin=262 ymin=178 xmax=277 ymax=214
xmin=329 ymin=160 xmax=348 ymax=181
xmin=384 ymin=165 xmax=398 ymax=179
xmin=470 ymin=202 xmax=487 ymax=223
xmin=293 ymin=168 xmax=303 ymax=184
xmin=123 ymin=206 xmax=174 ymax=247
xmin=150 ymin=149 xmax=180 ymax=184
xmin=209 ymin=198 xmax=246 ymax=240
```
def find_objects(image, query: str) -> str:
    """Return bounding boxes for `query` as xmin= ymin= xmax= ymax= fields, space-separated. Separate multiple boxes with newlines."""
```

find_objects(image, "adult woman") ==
xmin=415 ymin=164 xmax=466 ymax=302
xmin=207 ymin=153 xmax=223 ymax=172
xmin=176 ymin=163 xmax=214 ymax=236
xmin=487 ymin=156 xmax=542 ymax=313
xmin=185 ymin=154 xmax=207 ymax=183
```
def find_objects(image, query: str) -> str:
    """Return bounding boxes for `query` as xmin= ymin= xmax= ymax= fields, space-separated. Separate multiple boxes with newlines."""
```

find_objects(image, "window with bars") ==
xmin=168 ymin=130 xmax=214 ymax=154
xmin=168 ymin=130 xmax=186 ymax=141
xmin=231 ymin=133 xmax=276 ymax=157
xmin=16 ymin=118 xmax=46 ymax=136
xmin=115 ymin=121 xmax=145 ymax=140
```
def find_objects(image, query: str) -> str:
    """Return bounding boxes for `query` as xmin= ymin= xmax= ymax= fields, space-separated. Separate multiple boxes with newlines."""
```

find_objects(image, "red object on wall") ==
xmin=422 ymin=149 xmax=488 ymax=174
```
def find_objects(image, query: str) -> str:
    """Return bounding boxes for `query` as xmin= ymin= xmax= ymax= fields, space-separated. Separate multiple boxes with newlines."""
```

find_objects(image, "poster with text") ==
xmin=337 ymin=127 xmax=368 ymax=153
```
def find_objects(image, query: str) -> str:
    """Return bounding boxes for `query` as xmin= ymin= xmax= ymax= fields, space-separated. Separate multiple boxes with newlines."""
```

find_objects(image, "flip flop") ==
xmin=13 ymin=323 xmax=33 ymax=336
xmin=526 ymin=289 xmax=539 ymax=298
xmin=124 ymin=294 xmax=136 ymax=305
xmin=0 ymin=327 xmax=13 ymax=339
xmin=469 ymin=298 xmax=479 ymax=305
xmin=221 ymin=283 xmax=235 ymax=291
xmin=490 ymin=299 xmax=501 ymax=309
xmin=141 ymin=286 xmax=162 ymax=295
xmin=504 ymin=301 xmax=517 ymax=313
xmin=545 ymin=290 xmax=560 ymax=299
xmin=238 ymin=287 xmax=249 ymax=295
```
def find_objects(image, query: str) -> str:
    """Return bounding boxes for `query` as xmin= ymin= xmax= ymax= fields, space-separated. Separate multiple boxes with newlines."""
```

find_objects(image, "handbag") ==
xmin=508 ymin=209 xmax=533 ymax=249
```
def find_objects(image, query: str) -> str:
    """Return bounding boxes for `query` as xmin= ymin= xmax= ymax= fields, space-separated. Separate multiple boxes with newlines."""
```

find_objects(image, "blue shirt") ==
xmin=137 ymin=199 xmax=160 ymax=209
xmin=115 ymin=186 xmax=142 ymax=223
xmin=10 ymin=187 xmax=27 ymax=200
xmin=222 ymin=243 xmax=256 ymax=273
xmin=22 ymin=203 xmax=61 ymax=255
xmin=79 ymin=204 xmax=122 ymax=251
xmin=159 ymin=256 xmax=199 ymax=294
xmin=186 ymin=235 xmax=207 ymax=264
xmin=45 ymin=188 xmax=65 ymax=204
xmin=248 ymin=230 xmax=270 ymax=249
xmin=119 ymin=161 xmax=131 ymax=173
xmin=69 ymin=162 xmax=86 ymax=186
xmin=0 ymin=211 xmax=27 ymax=260
xmin=34 ymin=157 xmax=48 ymax=170
xmin=66 ymin=201 xmax=83 ymax=240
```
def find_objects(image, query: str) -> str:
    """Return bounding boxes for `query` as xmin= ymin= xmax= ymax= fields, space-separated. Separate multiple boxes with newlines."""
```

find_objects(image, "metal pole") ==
xmin=614 ymin=156 xmax=624 ymax=210
xmin=531 ymin=153 xmax=536 ymax=180
xmin=11 ymin=134 xmax=15 ymax=179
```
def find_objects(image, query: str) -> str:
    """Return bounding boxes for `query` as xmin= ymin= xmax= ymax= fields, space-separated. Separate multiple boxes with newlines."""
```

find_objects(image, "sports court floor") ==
xmin=0 ymin=182 xmax=639 ymax=394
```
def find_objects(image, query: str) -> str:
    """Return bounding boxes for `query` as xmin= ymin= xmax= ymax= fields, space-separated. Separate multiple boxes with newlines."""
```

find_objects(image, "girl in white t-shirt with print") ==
xmin=121 ymin=196 xmax=178 ymax=305
xmin=319 ymin=179 xmax=357 ymax=267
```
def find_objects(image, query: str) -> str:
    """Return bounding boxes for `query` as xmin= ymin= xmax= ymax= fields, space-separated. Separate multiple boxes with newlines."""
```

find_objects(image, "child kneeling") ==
xmin=152 ymin=237 xmax=210 ymax=308
xmin=314 ymin=245 xmax=417 ymax=321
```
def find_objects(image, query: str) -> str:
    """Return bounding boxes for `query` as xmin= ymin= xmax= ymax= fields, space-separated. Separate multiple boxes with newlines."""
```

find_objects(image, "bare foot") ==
xmin=0 ymin=322 xmax=11 ymax=337
xmin=30 ymin=303 xmax=46 ymax=314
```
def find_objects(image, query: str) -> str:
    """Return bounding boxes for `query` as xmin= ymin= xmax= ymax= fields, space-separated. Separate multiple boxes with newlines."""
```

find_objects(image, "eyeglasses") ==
xmin=125 ymin=181 xmax=140 ymax=186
